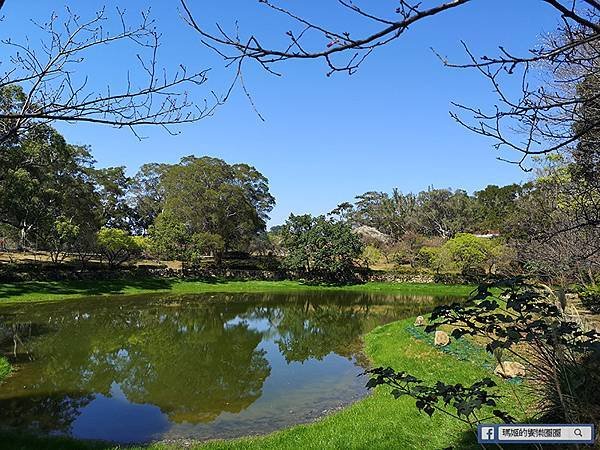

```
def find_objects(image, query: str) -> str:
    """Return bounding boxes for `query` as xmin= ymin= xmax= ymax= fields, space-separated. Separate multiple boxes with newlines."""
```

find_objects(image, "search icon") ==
xmin=574 ymin=428 xmax=583 ymax=437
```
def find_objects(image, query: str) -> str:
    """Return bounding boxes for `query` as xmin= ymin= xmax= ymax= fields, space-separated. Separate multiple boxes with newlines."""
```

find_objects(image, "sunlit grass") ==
xmin=0 ymin=279 xmax=475 ymax=305
xmin=0 ymin=357 xmax=10 ymax=382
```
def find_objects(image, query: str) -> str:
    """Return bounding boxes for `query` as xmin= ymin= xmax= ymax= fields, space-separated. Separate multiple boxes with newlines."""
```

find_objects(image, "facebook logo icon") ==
xmin=480 ymin=426 xmax=496 ymax=442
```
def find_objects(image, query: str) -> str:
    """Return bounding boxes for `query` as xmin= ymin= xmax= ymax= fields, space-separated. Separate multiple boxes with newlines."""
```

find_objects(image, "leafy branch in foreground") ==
xmin=425 ymin=278 xmax=600 ymax=425
xmin=365 ymin=367 xmax=514 ymax=426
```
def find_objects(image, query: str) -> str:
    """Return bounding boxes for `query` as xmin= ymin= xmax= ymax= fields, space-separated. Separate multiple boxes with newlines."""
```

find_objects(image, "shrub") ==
xmin=361 ymin=245 xmax=382 ymax=269
xmin=132 ymin=235 xmax=150 ymax=254
xmin=189 ymin=232 xmax=225 ymax=265
xmin=148 ymin=213 xmax=190 ymax=262
xmin=47 ymin=217 xmax=80 ymax=263
xmin=281 ymin=214 xmax=364 ymax=281
xmin=148 ymin=213 xmax=226 ymax=267
xmin=430 ymin=233 xmax=514 ymax=275
xmin=96 ymin=227 xmax=143 ymax=268
xmin=415 ymin=246 xmax=440 ymax=271
xmin=581 ymin=287 xmax=600 ymax=313
xmin=392 ymin=233 xmax=444 ymax=267
xmin=0 ymin=356 xmax=11 ymax=382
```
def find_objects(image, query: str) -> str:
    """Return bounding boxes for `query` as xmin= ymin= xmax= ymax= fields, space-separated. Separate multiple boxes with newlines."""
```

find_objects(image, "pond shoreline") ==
xmin=0 ymin=281 xmax=518 ymax=450
xmin=0 ymin=315 xmax=527 ymax=450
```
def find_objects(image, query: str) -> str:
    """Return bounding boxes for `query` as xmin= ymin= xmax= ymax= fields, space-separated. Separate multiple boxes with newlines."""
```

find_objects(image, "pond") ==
xmin=0 ymin=291 xmax=460 ymax=444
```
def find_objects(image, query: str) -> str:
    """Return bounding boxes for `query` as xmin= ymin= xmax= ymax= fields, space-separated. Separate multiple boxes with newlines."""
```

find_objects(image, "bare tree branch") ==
xmin=178 ymin=1 xmax=600 ymax=164
xmin=180 ymin=0 xmax=471 ymax=76
xmin=0 ymin=7 xmax=217 ymax=144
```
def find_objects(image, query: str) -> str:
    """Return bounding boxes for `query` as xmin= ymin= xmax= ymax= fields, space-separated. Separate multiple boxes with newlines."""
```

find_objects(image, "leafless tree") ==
xmin=180 ymin=0 xmax=600 ymax=167
xmin=509 ymin=156 xmax=600 ymax=285
xmin=0 ymin=6 xmax=217 ymax=144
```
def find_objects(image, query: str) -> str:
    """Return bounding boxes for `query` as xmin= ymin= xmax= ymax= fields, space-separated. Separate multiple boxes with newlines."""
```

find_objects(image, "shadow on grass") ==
xmin=0 ymin=278 xmax=176 ymax=302
xmin=181 ymin=275 xmax=232 ymax=285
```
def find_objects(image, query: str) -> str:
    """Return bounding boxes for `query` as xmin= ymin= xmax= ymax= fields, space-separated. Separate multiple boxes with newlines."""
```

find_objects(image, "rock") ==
xmin=434 ymin=330 xmax=450 ymax=346
xmin=352 ymin=225 xmax=392 ymax=245
xmin=414 ymin=316 xmax=425 ymax=327
xmin=494 ymin=361 xmax=526 ymax=379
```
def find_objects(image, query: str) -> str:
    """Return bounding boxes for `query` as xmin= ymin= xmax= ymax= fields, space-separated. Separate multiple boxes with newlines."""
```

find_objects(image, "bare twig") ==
xmin=0 ymin=7 xmax=216 ymax=143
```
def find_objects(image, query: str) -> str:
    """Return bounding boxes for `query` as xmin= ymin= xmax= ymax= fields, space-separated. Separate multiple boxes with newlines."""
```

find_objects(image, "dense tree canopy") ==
xmin=0 ymin=109 xmax=275 ymax=266
xmin=0 ymin=124 xmax=100 ymax=250
xmin=280 ymin=214 xmax=364 ymax=280
xmin=160 ymin=156 xmax=275 ymax=254
xmin=129 ymin=163 xmax=171 ymax=235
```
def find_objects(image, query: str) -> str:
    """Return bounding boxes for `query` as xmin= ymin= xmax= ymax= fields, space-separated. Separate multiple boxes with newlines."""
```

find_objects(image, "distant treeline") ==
xmin=0 ymin=115 xmax=596 ymax=284
xmin=269 ymin=156 xmax=598 ymax=285
xmin=0 ymin=121 xmax=275 ymax=266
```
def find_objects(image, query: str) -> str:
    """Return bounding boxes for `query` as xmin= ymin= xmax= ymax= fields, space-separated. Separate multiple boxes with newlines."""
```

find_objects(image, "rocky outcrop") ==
xmin=352 ymin=226 xmax=392 ymax=246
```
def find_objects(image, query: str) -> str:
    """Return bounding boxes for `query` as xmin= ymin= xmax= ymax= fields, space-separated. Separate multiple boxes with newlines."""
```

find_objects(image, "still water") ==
xmin=0 ymin=291 xmax=459 ymax=443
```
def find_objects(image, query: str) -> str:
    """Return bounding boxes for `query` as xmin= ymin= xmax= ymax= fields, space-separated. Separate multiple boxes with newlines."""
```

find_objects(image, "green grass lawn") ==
xmin=0 ymin=317 xmax=529 ymax=450
xmin=0 ymin=279 xmax=475 ymax=305
xmin=0 ymin=357 xmax=10 ymax=382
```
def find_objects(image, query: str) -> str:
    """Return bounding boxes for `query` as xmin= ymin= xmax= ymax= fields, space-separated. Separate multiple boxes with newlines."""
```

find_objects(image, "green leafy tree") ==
xmin=130 ymin=163 xmax=171 ymax=235
xmin=47 ymin=218 xmax=80 ymax=263
xmin=160 ymin=156 xmax=275 ymax=252
xmin=361 ymin=245 xmax=382 ymax=269
xmin=473 ymin=184 xmax=522 ymax=233
xmin=91 ymin=166 xmax=133 ymax=231
xmin=189 ymin=232 xmax=225 ymax=265
xmin=0 ymin=124 xmax=101 ymax=250
xmin=334 ymin=189 xmax=417 ymax=240
xmin=148 ymin=213 xmax=191 ymax=263
xmin=415 ymin=188 xmax=477 ymax=238
xmin=415 ymin=246 xmax=442 ymax=272
xmin=434 ymin=233 xmax=508 ymax=275
xmin=281 ymin=214 xmax=364 ymax=281
xmin=96 ymin=227 xmax=142 ymax=268
xmin=149 ymin=213 xmax=225 ymax=267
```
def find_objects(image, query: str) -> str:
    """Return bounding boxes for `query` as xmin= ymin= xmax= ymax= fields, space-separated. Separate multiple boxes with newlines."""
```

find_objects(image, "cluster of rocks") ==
xmin=413 ymin=315 xmax=526 ymax=379
xmin=414 ymin=316 xmax=451 ymax=347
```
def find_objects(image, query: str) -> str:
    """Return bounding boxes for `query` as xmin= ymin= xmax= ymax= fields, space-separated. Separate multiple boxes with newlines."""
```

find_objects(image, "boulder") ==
xmin=494 ymin=361 xmax=526 ymax=379
xmin=414 ymin=316 xmax=425 ymax=327
xmin=352 ymin=225 xmax=392 ymax=245
xmin=434 ymin=330 xmax=450 ymax=346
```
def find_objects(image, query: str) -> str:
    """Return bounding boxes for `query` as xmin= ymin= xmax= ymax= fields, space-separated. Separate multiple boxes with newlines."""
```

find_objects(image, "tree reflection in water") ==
xmin=0 ymin=291 xmax=458 ymax=442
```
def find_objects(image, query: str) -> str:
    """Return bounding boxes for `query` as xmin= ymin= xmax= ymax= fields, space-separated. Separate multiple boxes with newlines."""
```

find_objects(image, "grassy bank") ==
xmin=0 ymin=318 xmax=528 ymax=450
xmin=0 ymin=279 xmax=474 ymax=305
xmin=0 ymin=357 xmax=10 ymax=382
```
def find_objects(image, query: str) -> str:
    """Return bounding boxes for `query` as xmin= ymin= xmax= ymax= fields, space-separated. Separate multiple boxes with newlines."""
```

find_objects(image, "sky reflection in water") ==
xmin=0 ymin=291 xmax=459 ymax=443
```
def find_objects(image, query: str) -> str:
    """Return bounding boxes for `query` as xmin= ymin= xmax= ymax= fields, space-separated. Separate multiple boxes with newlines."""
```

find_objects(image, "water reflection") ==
xmin=0 ymin=291 xmax=459 ymax=443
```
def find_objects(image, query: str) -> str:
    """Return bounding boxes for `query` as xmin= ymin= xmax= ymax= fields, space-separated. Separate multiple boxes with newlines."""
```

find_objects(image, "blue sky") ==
xmin=1 ymin=1 xmax=562 ymax=226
